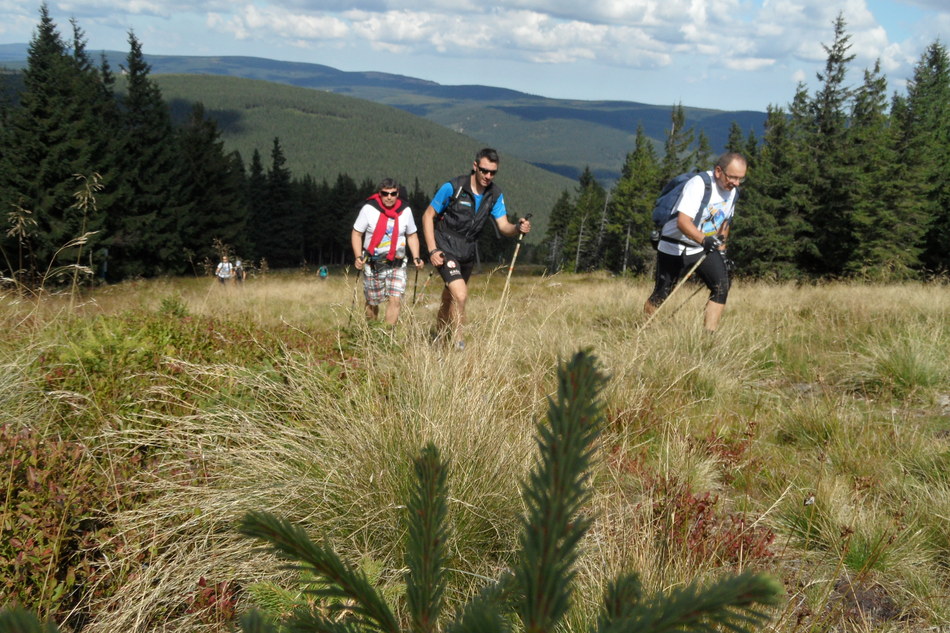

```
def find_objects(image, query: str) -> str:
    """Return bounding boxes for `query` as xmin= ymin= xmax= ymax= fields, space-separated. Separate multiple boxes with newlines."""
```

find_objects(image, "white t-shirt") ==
xmin=658 ymin=171 xmax=738 ymax=256
xmin=353 ymin=204 xmax=417 ymax=260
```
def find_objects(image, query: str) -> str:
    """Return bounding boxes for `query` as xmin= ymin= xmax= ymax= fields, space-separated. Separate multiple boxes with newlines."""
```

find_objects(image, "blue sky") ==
xmin=1 ymin=0 xmax=947 ymax=112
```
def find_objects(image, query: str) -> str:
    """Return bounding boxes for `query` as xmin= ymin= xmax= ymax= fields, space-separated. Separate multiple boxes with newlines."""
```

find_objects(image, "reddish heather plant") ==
xmin=648 ymin=475 xmax=776 ymax=567
xmin=186 ymin=577 xmax=238 ymax=625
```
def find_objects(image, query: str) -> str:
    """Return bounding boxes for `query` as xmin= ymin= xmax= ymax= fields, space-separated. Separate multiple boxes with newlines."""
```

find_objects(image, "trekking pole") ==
xmin=501 ymin=213 xmax=532 ymax=300
xmin=665 ymin=281 xmax=706 ymax=320
xmin=640 ymin=252 xmax=706 ymax=330
xmin=346 ymin=252 xmax=366 ymax=328
xmin=412 ymin=265 xmax=420 ymax=305
xmin=414 ymin=269 xmax=434 ymax=307
xmin=666 ymin=247 xmax=731 ymax=319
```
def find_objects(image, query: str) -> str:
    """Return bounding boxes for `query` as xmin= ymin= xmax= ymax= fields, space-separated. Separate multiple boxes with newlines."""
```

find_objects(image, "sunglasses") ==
xmin=477 ymin=167 xmax=497 ymax=176
xmin=379 ymin=190 xmax=399 ymax=197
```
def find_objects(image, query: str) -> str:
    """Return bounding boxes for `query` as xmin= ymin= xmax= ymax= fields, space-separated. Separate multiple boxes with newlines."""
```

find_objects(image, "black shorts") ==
xmin=648 ymin=249 xmax=730 ymax=306
xmin=436 ymin=256 xmax=474 ymax=284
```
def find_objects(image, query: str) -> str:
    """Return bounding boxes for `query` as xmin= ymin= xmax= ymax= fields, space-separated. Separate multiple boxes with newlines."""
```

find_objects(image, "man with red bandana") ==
xmin=351 ymin=178 xmax=424 ymax=325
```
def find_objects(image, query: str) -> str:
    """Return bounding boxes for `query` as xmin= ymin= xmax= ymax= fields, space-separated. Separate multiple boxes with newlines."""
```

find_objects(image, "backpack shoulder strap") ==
xmin=451 ymin=175 xmax=467 ymax=199
xmin=690 ymin=171 xmax=713 ymax=227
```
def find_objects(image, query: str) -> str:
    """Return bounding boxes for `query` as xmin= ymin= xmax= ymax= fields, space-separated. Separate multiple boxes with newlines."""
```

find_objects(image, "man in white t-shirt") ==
xmin=351 ymin=179 xmax=424 ymax=325
xmin=644 ymin=152 xmax=747 ymax=332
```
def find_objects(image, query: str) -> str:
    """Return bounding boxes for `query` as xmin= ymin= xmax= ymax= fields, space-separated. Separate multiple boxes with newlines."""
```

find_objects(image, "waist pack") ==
xmin=366 ymin=255 xmax=405 ymax=269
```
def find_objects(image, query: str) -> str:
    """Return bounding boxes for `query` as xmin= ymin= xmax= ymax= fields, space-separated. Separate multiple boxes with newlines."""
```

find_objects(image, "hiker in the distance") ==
xmin=351 ymin=178 xmax=424 ymax=325
xmin=233 ymin=257 xmax=246 ymax=284
xmin=643 ymin=152 xmax=747 ymax=332
xmin=422 ymin=148 xmax=531 ymax=349
xmin=215 ymin=255 xmax=234 ymax=285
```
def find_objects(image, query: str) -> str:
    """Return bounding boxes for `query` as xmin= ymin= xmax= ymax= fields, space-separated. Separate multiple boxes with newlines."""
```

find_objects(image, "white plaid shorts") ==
xmin=363 ymin=264 xmax=408 ymax=305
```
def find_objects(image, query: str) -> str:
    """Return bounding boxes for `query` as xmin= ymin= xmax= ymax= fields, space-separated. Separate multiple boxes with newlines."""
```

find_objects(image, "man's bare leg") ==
xmin=704 ymin=300 xmax=725 ymax=332
xmin=384 ymin=296 xmax=401 ymax=325
xmin=436 ymin=280 xmax=468 ymax=341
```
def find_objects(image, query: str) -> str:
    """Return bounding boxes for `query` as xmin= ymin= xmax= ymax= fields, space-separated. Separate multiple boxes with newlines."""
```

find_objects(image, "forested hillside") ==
xmin=3 ymin=42 xmax=767 ymax=182
xmin=153 ymin=73 xmax=573 ymax=229
xmin=136 ymin=54 xmax=765 ymax=182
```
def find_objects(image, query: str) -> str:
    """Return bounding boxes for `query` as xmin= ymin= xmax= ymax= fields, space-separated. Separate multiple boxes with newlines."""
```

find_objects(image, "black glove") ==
xmin=702 ymin=235 xmax=722 ymax=252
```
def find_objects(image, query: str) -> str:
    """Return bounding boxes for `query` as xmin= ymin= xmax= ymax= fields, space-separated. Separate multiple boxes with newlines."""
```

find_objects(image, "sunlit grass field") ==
xmin=2 ymin=268 xmax=948 ymax=632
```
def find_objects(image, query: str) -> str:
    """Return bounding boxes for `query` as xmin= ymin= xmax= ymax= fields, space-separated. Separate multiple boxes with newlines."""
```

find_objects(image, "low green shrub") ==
xmin=31 ymin=306 xmax=307 ymax=434
xmin=0 ymin=424 xmax=153 ymax=628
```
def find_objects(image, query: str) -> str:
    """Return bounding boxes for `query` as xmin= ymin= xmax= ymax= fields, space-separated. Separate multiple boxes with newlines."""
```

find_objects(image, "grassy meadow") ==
xmin=2 ymin=268 xmax=949 ymax=632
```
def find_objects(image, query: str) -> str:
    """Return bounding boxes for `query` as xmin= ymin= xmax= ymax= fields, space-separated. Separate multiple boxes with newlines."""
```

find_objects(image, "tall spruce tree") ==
xmin=804 ymin=14 xmax=857 ymax=276
xmin=245 ymin=148 xmax=268 ymax=264
xmin=609 ymin=126 xmax=660 ymax=274
xmin=297 ymin=173 xmax=322 ymax=265
xmin=784 ymin=83 xmax=820 ymax=274
xmin=309 ymin=178 xmax=337 ymax=266
xmin=0 ymin=7 xmax=111 ymax=285
xmin=259 ymin=137 xmax=298 ymax=267
xmin=325 ymin=173 xmax=362 ymax=265
xmin=899 ymin=41 xmax=950 ymax=273
xmin=695 ymin=131 xmax=713 ymax=171
xmin=846 ymin=61 xmax=922 ymax=277
xmin=729 ymin=105 xmax=808 ymax=279
xmin=725 ymin=122 xmax=745 ymax=154
xmin=659 ymin=104 xmax=694 ymax=182
xmin=176 ymin=103 xmax=250 ymax=272
xmin=108 ymin=31 xmax=184 ymax=278
xmin=544 ymin=190 xmax=575 ymax=272
xmin=565 ymin=167 xmax=605 ymax=272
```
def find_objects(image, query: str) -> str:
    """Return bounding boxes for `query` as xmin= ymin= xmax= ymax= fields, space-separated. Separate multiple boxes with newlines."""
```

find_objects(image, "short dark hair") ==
xmin=474 ymin=148 xmax=499 ymax=164
xmin=715 ymin=152 xmax=747 ymax=171
xmin=377 ymin=177 xmax=399 ymax=192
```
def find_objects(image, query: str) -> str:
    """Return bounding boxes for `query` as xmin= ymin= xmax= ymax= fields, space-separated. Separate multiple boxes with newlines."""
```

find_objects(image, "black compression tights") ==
xmin=648 ymin=249 xmax=730 ymax=306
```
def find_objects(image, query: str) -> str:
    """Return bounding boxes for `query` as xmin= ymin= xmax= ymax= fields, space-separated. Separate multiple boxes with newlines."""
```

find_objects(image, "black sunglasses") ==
xmin=477 ymin=167 xmax=497 ymax=176
xmin=379 ymin=190 xmax=399 ymax=197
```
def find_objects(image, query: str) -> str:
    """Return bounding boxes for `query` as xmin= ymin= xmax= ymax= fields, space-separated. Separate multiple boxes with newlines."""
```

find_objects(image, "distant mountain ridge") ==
xmin=0 ymin=44 xmax=767 ymax=182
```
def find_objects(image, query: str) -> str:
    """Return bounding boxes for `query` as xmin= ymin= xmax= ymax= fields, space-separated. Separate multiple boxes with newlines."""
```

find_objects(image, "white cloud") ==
xmin=725 ymin=57 xmax=777 ymax=71
xmin=206 ymin=5 xmax=681 ymax=68
xmin=33 ymin=0 xmax=931 ymax=83
xmin=57 ymin=0 xmax=234 ymax=19
xmin=214 ymin=4 xmax=351 ymax=41
xmin=4 ymin=0 xmax=947 ymax=110
xmin=0 ymin=4 xmax=34 ymax=38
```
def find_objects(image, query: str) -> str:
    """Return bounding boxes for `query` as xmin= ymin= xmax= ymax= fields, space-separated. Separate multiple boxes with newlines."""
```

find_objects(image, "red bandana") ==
xmin=367 ymin=194 xmax=403 ymax=261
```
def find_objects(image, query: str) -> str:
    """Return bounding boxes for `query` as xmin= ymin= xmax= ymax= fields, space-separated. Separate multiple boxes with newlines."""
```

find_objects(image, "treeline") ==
xmin=0 ymin=6 xmax=428 ymax=286
xmin=546 ymin=16 xmax=950 ymax=280
xmin=3 ymin=10 xmax=947 ymax=285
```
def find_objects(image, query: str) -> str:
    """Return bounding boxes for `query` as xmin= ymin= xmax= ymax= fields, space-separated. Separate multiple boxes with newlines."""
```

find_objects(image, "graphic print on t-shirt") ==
xmin=701 ymin=202 xmax=729 ymax=237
